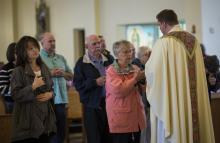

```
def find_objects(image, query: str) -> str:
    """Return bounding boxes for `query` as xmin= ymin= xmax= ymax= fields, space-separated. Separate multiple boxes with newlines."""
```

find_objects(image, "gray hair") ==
xmin=137 ymin=46 xmax=151 ymax=59
xmin=112 ymin=40 xmax=131 ymax=57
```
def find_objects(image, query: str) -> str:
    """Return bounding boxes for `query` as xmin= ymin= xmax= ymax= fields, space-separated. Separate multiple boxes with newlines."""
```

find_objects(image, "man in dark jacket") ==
xmin=73 ymin=34 xmax=113 ymax=143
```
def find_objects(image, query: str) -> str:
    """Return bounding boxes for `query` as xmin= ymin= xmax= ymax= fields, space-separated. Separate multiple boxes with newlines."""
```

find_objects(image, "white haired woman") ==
xmin=106 ymin=40 xmax=146 ymax=143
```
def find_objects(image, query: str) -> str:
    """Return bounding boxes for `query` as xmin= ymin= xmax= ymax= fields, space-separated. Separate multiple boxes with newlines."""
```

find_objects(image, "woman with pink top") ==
xmin=106 ymin=40 xmax=146 ymax=143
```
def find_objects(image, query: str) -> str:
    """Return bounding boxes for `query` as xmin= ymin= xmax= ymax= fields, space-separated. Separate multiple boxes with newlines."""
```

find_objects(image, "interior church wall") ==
xmin=0 ymin=0 xmax=14 ymax=62
xmin=99 ymin=0 xmax=202 ymax=56
xmin=0 ymin=0 xmax=207 ymax=67
xmin=0 ymin=0 xmax=97 ymax=68
xmin=201 ymin=0 xmax=220 ymax=59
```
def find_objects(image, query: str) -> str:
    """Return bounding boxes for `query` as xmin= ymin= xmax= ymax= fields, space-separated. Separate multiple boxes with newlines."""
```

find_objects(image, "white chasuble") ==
xmin=145 ymin=25 xmax=215 ymax=143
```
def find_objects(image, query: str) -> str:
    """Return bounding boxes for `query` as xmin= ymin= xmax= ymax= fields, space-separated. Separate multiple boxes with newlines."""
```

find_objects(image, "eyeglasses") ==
xmin=91 ymin=42 xmax=101 ymax=46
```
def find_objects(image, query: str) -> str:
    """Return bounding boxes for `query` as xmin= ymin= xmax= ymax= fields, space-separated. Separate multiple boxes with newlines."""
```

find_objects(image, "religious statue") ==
xmin=131 ymin=28 xmax=140 ymax=48
xmin=36 ymin=0 xmax=50 ymax=38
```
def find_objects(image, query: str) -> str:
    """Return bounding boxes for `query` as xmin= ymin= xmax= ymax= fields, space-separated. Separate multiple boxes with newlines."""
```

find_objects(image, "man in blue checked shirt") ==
xmin=40 ymin=32 xmax=73 ymax=143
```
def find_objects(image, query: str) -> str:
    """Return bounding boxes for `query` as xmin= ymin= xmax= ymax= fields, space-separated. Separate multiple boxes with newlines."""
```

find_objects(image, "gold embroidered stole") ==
xmin=164 ymin=31 xmax=200 ymax=143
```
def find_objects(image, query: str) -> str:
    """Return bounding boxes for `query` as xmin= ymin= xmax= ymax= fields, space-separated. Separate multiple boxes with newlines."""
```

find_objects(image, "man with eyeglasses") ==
xmin=73 ymin=34 xmax=113 ymax=143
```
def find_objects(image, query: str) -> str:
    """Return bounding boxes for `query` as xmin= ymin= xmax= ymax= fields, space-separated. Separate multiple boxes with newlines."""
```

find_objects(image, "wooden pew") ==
xmin=66 ymin=87 xmax=86 ymax=143
xmin=211 ymin=93 xmax=220 ymax=143
xmin=0 ymin=114 xmax=13 ymax=143
xmin=0 ymin=96 xmax=5 ymax=114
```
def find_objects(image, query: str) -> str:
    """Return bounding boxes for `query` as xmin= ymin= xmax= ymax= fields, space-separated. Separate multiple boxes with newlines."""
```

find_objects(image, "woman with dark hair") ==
xmin=0 ymin=42 xmax=16 ymax=113
xmin=11 ymin=36 xmax=56 ymax=143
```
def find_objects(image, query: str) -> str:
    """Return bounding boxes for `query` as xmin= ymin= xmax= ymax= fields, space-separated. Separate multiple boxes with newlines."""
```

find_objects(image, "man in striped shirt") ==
xmin=0 ymin=42 xmax=16 ymax=113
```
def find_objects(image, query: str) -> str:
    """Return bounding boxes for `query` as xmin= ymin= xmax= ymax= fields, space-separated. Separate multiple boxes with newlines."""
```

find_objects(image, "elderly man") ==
xmin=145 ymin=9 xmax=215 ymax=143
xmin=73 ymin=34 xmax=113 ymax=143
xmin=40 ymin=32 xmax=73 ymax=143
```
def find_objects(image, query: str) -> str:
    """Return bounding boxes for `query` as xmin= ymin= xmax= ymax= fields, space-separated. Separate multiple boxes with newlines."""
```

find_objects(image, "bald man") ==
xmin=40 ymin=32 xmax=73 ymax=143
xmin=73 ymin=34 xmax=113 ymax=143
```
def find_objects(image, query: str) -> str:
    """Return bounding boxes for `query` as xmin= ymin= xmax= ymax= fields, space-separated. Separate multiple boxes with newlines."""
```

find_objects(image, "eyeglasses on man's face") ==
xmin=90 ymin=41 xmax=101 ymax=46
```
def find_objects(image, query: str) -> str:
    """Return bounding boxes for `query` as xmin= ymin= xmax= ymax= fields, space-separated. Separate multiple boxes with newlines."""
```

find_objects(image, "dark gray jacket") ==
xmin=11 ymin=64 xmax=56 ymax=142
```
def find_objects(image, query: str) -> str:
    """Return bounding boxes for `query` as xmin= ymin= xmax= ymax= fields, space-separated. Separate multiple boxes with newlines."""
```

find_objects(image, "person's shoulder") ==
xmin=12 ymin=66 xmax=25 ymax=76
xmin=76 ymin=56 xmax=84 ymax=63
xmin=41 ymin=62 xmax=50 ymax=71
xmin=157 ymin=35 xmax=171 ymax=43
xmin=154 ymin=36 xmax=170 ymax=46
xmin=163 ymin=30 xmax=195 ymax=40
xmin=55 ymin=53 xmax=65 ymax=59
xmin=14 ymin=66 xmax=23 ymax=71
xmin=74 ymin=56 xmax=84 ymax=67
xmin=161 ymin=37 xmax=178 ymax=44
xmin=1 ymin=62 xmax=15 ymax=70
xmin=40 ymin=49 xmax=48 ymax=57
xmin=132 ymin=58 xmax=141 ymax=65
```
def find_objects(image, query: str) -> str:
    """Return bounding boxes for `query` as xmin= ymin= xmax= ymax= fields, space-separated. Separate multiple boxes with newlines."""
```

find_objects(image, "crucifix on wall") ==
xmin=36 ymin=0 xmax=50 ymax=38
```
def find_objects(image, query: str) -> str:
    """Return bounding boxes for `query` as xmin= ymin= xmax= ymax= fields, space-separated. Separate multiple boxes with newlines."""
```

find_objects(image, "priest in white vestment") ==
xmin=145 ymin=9 xmax=215 ymax=143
